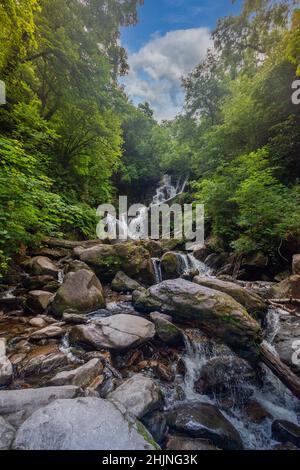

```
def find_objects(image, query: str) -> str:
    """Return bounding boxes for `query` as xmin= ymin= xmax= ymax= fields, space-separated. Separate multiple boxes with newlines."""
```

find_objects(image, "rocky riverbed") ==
xmin=0 ymin=238 xmax=300 ymax=450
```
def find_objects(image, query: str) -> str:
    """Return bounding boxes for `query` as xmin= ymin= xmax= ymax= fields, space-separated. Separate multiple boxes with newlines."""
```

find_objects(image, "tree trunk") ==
xmin=260 ymin=342 xmax=300 ymax=400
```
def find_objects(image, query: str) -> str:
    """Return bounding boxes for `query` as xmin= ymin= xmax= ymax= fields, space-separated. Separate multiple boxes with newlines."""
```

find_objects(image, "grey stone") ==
xmin=48 ymin=358 xmax=103 ymax=388
xmin=0 ymin=416 xmax=15 ymax=450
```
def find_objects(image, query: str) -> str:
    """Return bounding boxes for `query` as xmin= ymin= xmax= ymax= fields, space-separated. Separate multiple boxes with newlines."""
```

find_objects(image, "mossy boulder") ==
xmin=161 ymin=252 xmax=180 ymax=280
xmin=111 ymin=271 xmax=143 ymax=293
xmin=193 ymin=276 xmax=267 ymax=318
xmin=78 ymin=242 xmax=155 ymax=285
xmin=150 ymin=312 xmax=183 ymax=346
xmin=134 ymin=279 xmax=262 ymax=362
xmin=270 ymin=275 xmax=300 ymax=299
xmin=52 ymin=269 xmax=105 ymax=317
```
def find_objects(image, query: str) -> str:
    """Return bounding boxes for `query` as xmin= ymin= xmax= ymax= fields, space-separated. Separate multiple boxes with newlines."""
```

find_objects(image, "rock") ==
xmin=141 ymin=411 xmax=167 ymax=445
xmin=292 ymin=255 xmax=300 ymax=275
xmin=23 ymin=275 xmax=57 ymax=290
xmin=166 ymin=402 xmax=243 ymax=450
xmin=150 ymin=312 xmax=173 ymax=322
xmin=29 ymin=317 xmax=47 ymax=328
xmin=194 ymin=356 xmax=257 ymax=400
xmin=111 ymin=271 xmax=143 ymax=293
xmin=193 ymin=276 xmax=267 ymax=318
xmin=0 ymin=339 xmax=13 ymax=387
xmin=30 ymin=325 xmax=64 ymax=340
xmin=23 ymin=256 xmax=59 ymax=277
xmin=161 ymin=252 xmax=180 ymax=280
xmin=62 ymin=310 xmax=87 ymax=324
xmin=150 ymin=312 xmax=183 ymax=346
xmin=272 ymin=314 xmax=300 ymax=375
xmin=48 ymin=358 xmax=104 ymax=388
xmin=79 ymin=242 xmax=155 ymax=285
xmin=26 ymin=290 xmax=53 ymax=314
xmin=271 ymin=275 xmax=300 ymax=299
xmin=204 ymin=253 xmax=227 ymax=271
xmin=272 ymin=442 xmax=299 ymax=450
xmin=108 ymin=374 xmax=162 ymax=419
xmin=65 ymin=260 xmax=93 ymax=274
xmin=52 ymin=269 xmax=105 ymax=317
xmin=272 ymin=420 xmax=300 ymax=448
xmin=17 ymin=344 xmax=69 ymax=377
xmin=30 ymin=247 xmax=70 ymax=259
xmin=166 ymin=435 xmax=218 ymax=451
xmin=244 ymin=400 xmax=272 ymax=424
xmin=0 ymin=386 xmax=79 ymax=427
xmin=69 ymin=314 xmax=155 ymax=351
xmin=13 ymin=397 xmax=158 ymax=450
xmin=134 ymin=279 xmax=262 ymax=362
xmin=43 ymin=280 xmax=61 ymax=293
xmin=0 ymin=416 xmax=15 ymax=450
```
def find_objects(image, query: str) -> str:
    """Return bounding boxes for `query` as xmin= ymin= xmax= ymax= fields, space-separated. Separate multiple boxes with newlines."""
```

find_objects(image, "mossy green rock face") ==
xmin=270 ymin=275 xmax=300 ymax=300
xmin=161 ymin=252 xmax=180 ymax=280
xmin=79 ymin=242 xmax=155 ymax=284
xmin=193 ymin=276 xmax=267 ymax=319
xmin=52 ymin=269 xmax=105 ymax=317
xmin=111 ymin=271 xmax=143 ymax=293
xmin=134 ymin=279 xmax=262 ymax=362
xmin=150 ymin=312 xmax=183 ymax=346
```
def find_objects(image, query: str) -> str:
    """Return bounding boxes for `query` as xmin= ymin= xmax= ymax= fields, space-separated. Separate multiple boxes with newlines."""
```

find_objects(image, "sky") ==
xmin=121 ymin=0 xmax=242 ymax=121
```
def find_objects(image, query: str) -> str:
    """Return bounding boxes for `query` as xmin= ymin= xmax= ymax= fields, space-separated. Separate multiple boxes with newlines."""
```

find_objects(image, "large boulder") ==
xmin=195 ymin=355 xmax=257 ymax=400
xmin=167 ymin=435 xmax=218 ymax=451
xmin=150 ymin=312 xmax=183 ymax=346
xmin=111 ymin=271 xmax=143 ymax=293
xmin=161 ymin=252 xmax=180 ymax=280
xmin=69 ymin=314 xmax=155 ymax=351
xmin=48 ymin=358 xmax=104 ymax=388
xmin=166 ymin=402 xmax=243 ymax=450
xmin=134 ymin=279 xmax=262 ymax=362
xmin=13 ymin=397 xmax=158 ymax=450
xmin=292 ymin=255 xmax=300 ymax=275
xmin=0 ymin=386 xmax=79 ymax=427
xmin=26 ymin=290 xmax=53 ymax=314
xmin=0 ymin=339 xmax=13 ymax=387
xmin=0 ymin=416 xmax=15 ymax=450
xmin=79 ymin=242 xmax=155 ymax=285
xmin=52 ymin=269 xmax=105 ymax=317
xmin=108 ymin=374 xmax=162 ymax=419
xmin=272 ymin=420 xmax=300 ymax=448
xmin=17 ymin=344 xmax=70 ymax=378
xmin=270 ymin=275 xmax=300 ymax=300
xmin=272 ymin=313 xmax=300 ymax=375
xmin=23 ymin=256 xmax=59 ymax=277
xmin=193 ymin=277 xmax=267 ymax=318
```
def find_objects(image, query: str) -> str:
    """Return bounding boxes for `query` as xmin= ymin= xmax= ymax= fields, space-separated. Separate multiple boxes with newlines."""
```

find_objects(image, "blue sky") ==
xmin=121 ymin=0 xmax=242 ymax=120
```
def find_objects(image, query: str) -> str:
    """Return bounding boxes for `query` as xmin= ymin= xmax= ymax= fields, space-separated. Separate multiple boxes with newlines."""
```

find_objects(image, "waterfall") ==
xmin=152 ymin=258 xmax=162 ymax=284
xmin=58 ymin=271 xmax=65 ymax=285
xmin=175 ymin=253 xmax=212 ymax=276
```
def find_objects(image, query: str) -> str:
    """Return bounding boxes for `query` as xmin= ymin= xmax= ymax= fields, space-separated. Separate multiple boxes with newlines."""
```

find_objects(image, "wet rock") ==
xmin=195 ymin=356 xmax=257 ymax=400
xmin=62 ymin=310 xmax=88 ymax=324
xmin=23 ymin=275 xmax=57 ymax=290
xmin=13 ymin=397 xmax=158 ymax=450
xmin=65 ymin=260 xmax=93 ymax=274
xmin=204 ymin=253 xmax=227 ymax=271
xmin=17 ymin=344 xmax=69 ymax=377
xmin=49 ymin=358 xmax=104 ymax=388
xmin=161 ymin=252 xmax=180 ymax=280
xmin=150 ymin=312 xmax=183 ymax=346
xmin=0 ymin=416 xmax=15 ymax=450
xmin=166 ymin=402 xmax=243 ymax=450
xmin=69 ymin=314 xmax=155 ymax=351
xmin=292 ymin=255 xmax=300 ymax=275
xmin=52 ymin=269 xmax=105 ymax=317
xmin=79 ymin=242 xmax=155 ymax=285
xmin=166 ymin=435 xmax=218 ymax=451
xmin=0 ymin=386 xmax=80 ymax=427
xmin=270 ymin=275 xmax=300 ymax=300
xmin=272 ymin=420 xmax=300 ymax=448
xmin=30 ymin=325 xmax=64 ymax=340
xmin=244 ymin=400 xmax=272 ymax=424
xmin=272 ymin=442 xmax=299 ymax=450
xmin=111 ymin=271 xmax=143 ymax=293
xmin=23 ymin=256 xmax=59 ymax=277
xmin=193 ymin=277 xmax=267 ymax=318
xmin=141 ymin=411 xmax=167 ymax=445
xmin=26 ymin=290 xmax=53 ymax=314
xmin=108 ymin=374 xmax=162 ymax=419
xmin=29 ymin=317 xmax=47 ymax=328
xmin=134 ymin=279 xmax=262 ymax=362
xmin=43 ymin=280 xmax=61 ymax=293
xmin=30 ymin=247 xmax=70 ymax=259
xmin=0 ymin=339 xmax=13 ymax=387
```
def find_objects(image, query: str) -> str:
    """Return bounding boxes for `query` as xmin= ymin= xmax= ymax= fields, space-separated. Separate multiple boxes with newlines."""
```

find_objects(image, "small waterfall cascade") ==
xmin=176 ymin=252 xmax=212 ymax=276
xmin=151 ymin=175 xmax=188 ymax=207
xmin=58 ymin=270 xmax=65 ymax=285
xmin=60 ymin=333 xmax=83 ymax=364
xmin=152 ymin=258 xmax=162 ymax=284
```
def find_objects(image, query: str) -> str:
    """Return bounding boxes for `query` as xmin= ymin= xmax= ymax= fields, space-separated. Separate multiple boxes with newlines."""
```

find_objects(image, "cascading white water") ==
xmin=152 ymin=258 xmax=163 ymax=284
xmin=175 ymin=252 xmax=212 ymax=276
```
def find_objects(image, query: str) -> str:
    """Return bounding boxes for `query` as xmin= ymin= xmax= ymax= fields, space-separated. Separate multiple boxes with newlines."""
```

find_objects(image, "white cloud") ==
xmin=123 ymin=28 xmax=212 ymax=121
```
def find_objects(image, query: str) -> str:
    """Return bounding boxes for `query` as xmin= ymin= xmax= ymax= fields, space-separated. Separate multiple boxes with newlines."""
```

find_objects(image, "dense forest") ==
xmin=1 ymin=0 xmax=300 ymax=276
